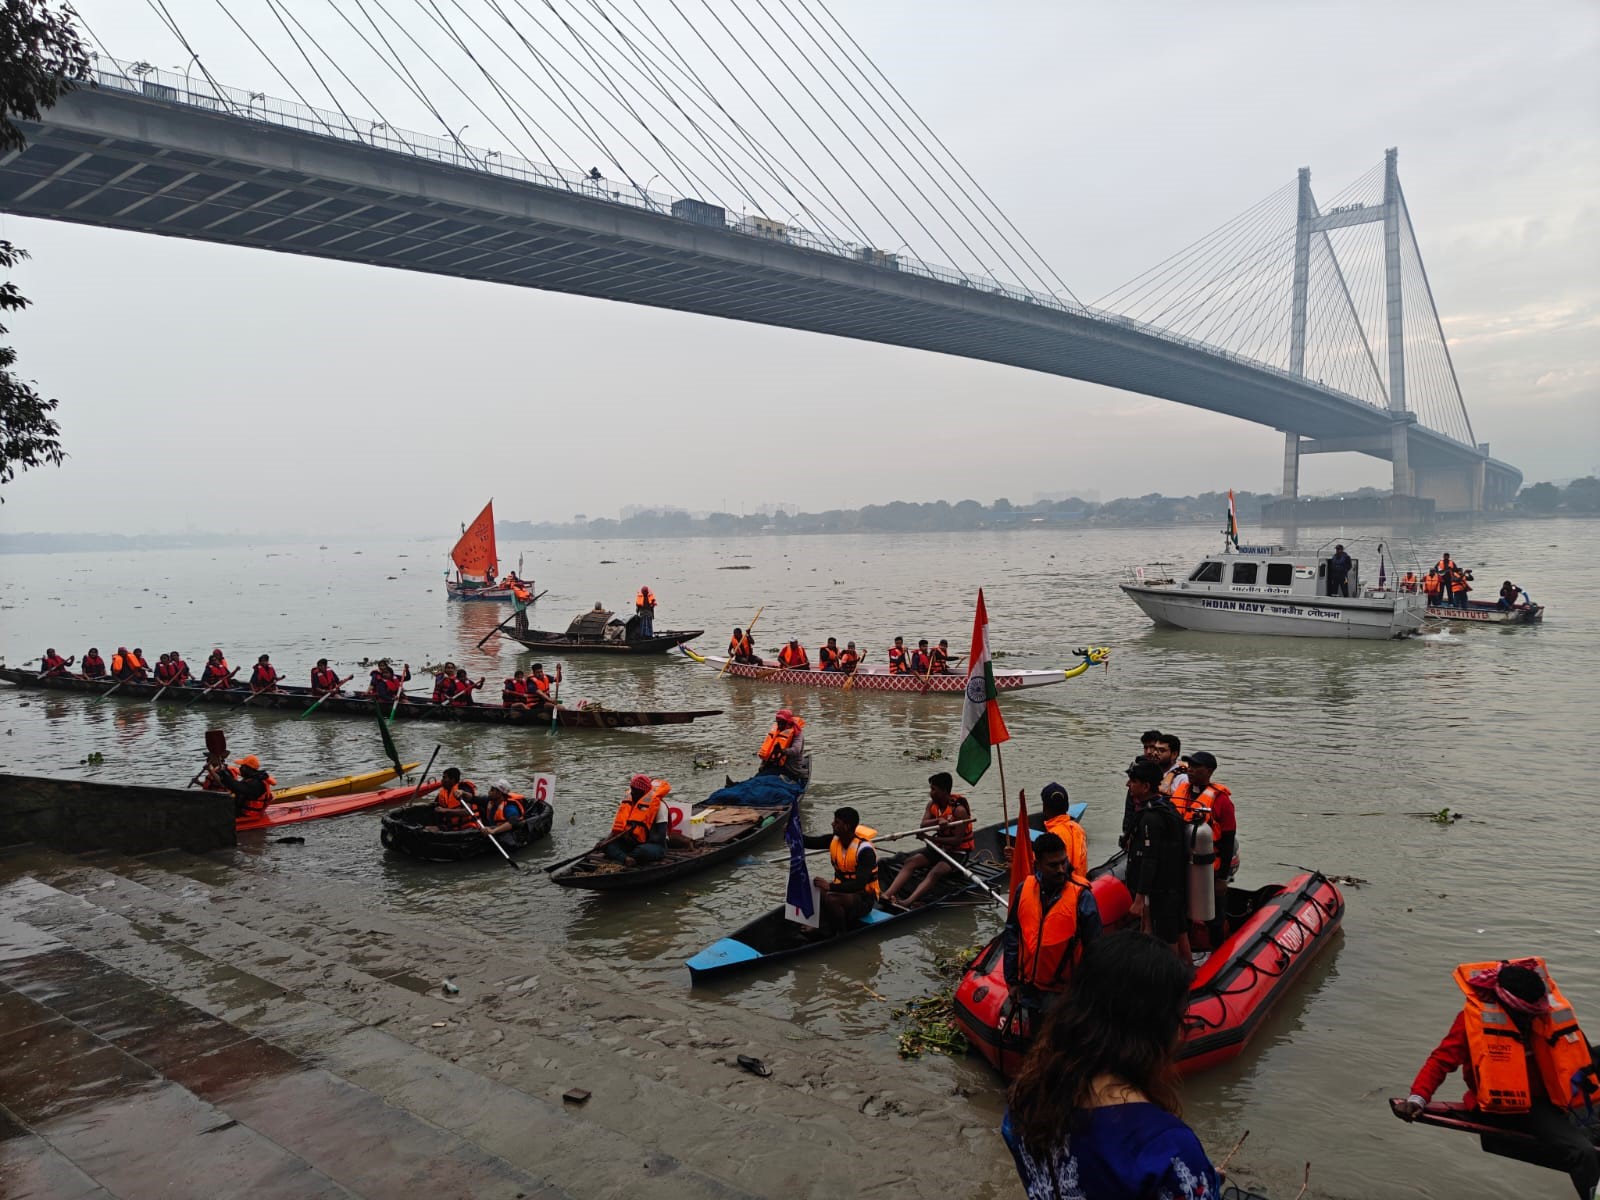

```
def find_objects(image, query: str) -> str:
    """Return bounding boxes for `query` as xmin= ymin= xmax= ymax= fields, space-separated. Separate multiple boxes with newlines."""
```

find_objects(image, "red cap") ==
xmin=630 ymin=773 xmax=653 ymax=791
xmin=775 ymin=708 xmax=794 ymax=724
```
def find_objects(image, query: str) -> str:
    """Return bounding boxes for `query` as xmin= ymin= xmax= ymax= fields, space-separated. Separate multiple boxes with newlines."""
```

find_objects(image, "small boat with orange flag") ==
xmin=445 ymin=500 xmax=531 ymax=602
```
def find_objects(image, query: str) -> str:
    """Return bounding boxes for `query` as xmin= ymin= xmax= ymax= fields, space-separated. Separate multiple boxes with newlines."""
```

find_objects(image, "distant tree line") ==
xmin=1515 ymin=477 xmax=1600 ymax=514
xmin=498 ymin=490 xmax=1280 ymax=541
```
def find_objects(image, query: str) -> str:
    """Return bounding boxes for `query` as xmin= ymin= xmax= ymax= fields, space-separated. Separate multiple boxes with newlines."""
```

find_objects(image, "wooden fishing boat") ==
xmin=0 ymin=669 xmax=721 ymax=729
xmin=688 ymin=647 xmax=1109 ymax=694
xmin=379 ymin=799 xmax=554 ymax=861
xmin=550 ymin=762 xmax=810 ymax=891
xmin=444 ymin=500 xmax=531 ymax=602
xmin=953 ymin=853 xmax=1344 ymax=1077
xmin=684 ymin=806 xmax=1084 ymax=983
xmin=235 ymin=782 xmax=440 ymax=832
xmin=272 ymin=762 xmax=419 ymax=803
xmin=504 ymin=607 xmax=702 ymax=655
xmin=1424 ymin=598 xmax=1545 ymax=625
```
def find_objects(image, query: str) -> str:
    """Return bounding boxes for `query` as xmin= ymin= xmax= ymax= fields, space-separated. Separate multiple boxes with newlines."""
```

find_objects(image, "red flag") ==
xmin=1008 ymin=786 xmax=1034 ymax=899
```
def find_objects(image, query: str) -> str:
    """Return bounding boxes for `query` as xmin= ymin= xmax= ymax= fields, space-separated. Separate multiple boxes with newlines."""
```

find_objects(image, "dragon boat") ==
xmin=682 ymin=646 xmax=1108 ymax=694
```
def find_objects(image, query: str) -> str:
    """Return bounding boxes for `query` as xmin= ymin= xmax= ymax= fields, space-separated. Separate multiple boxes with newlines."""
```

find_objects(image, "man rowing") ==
xmin=526 ymin=663 xmax=561 ymax=706
xmin=909 ymin=639 xmax=932 ymax=674
xmin=930 ymin=639 xmax=952 ymax=674
xmin=166 ymin=651 xmax=191 ymax=686
xmin=838 ymin=641 xmax=860 ymax=674
xmin=887 ymin=636 xmax=909 ymax=674
xmin=480 ymin=781 xmax=527 ymax=834
xmin=80 ymin=647 xmax=106 ymax=678
xmin=430 ymin=767 xmax=479 ymax=830
xmin=430 ymin=663 xmax=459 ymax=704
xmin=207 ymin=754 xmax=276 ymax=819
xmin=39 ymin=648 xmax=74 ymax=678
xmin=310 ymin=659 xmax=344 ymax=695
xmin=201 ymin=650 xmax=230 ymax=687
xmin=778 ymin=639 xmax=810 ymax=669
xmin=880 ymin=772 xmax=974 ymax=909
xmin=502 ymin=669 xmax=532 ymax=708
xmin=249 ymin=654 xmax=281 ymax=693
xmin=819 ymin=637 xmax=842 ymax=672
xmin=728 ymin=627 xmax=760 ymax=664
xmin=446 ymin=667 xmax=484 ymax=706
xmin=598 ymin=773 xmax=680 ymax=865
xmin=368 ymin=662 xmax=410 ymax=702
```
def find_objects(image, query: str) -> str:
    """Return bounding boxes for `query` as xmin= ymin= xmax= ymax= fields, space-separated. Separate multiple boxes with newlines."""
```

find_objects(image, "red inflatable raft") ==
xmin=953 ymin=856 xmax=1344 ymax=1077
xmin=235 ymin=781 xmax=440 ymax=832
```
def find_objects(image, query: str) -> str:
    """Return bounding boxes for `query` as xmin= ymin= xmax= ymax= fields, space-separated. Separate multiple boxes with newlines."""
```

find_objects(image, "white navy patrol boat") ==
xmin=1121 ymin=537 xmax=1426 ymax=640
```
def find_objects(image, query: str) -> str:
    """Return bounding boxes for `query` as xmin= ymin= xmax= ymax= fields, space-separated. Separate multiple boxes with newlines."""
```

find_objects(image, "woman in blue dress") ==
xmin=1003 ymin=931 xmax=1220 ymax=1200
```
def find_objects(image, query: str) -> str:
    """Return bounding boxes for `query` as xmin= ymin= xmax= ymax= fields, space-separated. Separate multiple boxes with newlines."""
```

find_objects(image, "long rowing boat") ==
xmin=503 ymin=628 xmax=704 ymax=655
xmin=687 ymin=647 xmax=1110 ymax=693
xmin=273 ymin=763 xmax=419 ymax=803
xmin=684 ymin=806 xmax=1084 ymax=983
xmin=0 ymin=669 xmax=721 ymax=729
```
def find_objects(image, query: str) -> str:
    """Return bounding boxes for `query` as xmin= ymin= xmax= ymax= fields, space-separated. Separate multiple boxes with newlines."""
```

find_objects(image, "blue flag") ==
xmin=784 ymin=800 xmax=814 ymax=918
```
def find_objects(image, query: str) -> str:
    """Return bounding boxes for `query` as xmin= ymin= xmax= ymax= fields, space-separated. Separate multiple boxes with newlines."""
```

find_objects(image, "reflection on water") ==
xmin=1 ymin=521 xmax=1596 ymax=1198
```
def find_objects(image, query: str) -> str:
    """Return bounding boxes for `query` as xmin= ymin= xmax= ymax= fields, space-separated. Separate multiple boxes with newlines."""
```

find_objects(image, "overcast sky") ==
xmin=1 ymin=0 xmax=1595 ymax=534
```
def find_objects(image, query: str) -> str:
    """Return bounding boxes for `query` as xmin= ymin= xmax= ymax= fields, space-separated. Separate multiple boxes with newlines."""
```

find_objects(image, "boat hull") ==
xmin=697 ymin=656 xmax=1076 ymax=692
xmin=0 ymin=669 xmax=720 ymax=729
xmin=445 ymin=580 xmax=518 ymax=603
xmin=953 ymin=860 xmax=1344 ymax=1077
xmin=379 ymin=801 xmax=554 ymax=860
xmin=273 ymin=763 xmax=418 ymax=803
xmin=505 ymin=629 xmax=704 ymax=655
xmin=1425 ymin=600 xmax=1545 ymax=625
xmin=236 ymin=781 xmax=440 ymax=831
xmin=1121 ymin=583 xmax=1424 ymax=639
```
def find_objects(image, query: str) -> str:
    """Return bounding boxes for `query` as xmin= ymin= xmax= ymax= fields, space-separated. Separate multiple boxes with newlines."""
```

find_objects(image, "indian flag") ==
xmin=1224 ymin=489 xmax=1241 ymax=549
xmin=956 ymin=589 xmax=1011 ymax=786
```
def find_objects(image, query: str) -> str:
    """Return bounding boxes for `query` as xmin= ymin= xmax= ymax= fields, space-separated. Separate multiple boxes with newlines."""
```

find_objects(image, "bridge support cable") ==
xmin=204 ymin=0 xmax=352 ymax=139
xmin=804 ymin=0 xmax=1084 ymax=307
xmin=1399 ymin=188 xmax=1473 ymax=444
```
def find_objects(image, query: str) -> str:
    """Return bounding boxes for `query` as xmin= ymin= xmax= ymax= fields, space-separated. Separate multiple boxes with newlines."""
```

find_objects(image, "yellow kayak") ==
xmin=273 ymin=763 xmax=420 ymax=804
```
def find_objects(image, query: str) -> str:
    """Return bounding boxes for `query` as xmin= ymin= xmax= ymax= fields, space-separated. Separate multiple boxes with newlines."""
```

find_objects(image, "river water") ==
xmin=1 ymin=519 xmax=1594 ymax=1198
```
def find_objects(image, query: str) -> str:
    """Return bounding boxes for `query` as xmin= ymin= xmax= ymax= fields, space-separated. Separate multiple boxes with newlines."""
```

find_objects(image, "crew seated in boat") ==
xmin=445 ymin=667 xmax=484 ymax=705
xmin=1403 ymin=958 xmax=1599 ymax=1199
xmin=1400 ymin=570 xmax=1419 ymax=592
xmin=778 ymin=639 xmax=810 ymax=669
xmin=1498 ymin=580 xmax=1532 ymax=610
xmin=249 ymin=654 xmax=281 ymax=693
xmin=502 ymin=670 xmax=532 ymax=707
xmin=1038 ymin=782 xmax=1087 ymax=877
xmin=208 ymin=754 xmax=275 ymax=818
xmin=310 ymin=659 xmax=343 ymax=695
xmin=728 ymin=627 xmax=761 ymax=664
xmin=526 ymin=663 xmax=560 ymax=705
xmin=930 ymin=639 xmax=952 ymax=674
xmin=819 ymin=637 xmax=842 ymax=671
xmin=802 ymin=807 xmax=879 ymax=933
xmin=431 ymin=768 xmax=479 ymax=831
xmin=881 ymin=773 xmax=974 ymax=908
xmin=887 ymin=637 xmax=909 ymax=674
xmin=153 ymin=653 xmax=175 ymax=684
xmin=368 ymin=662 xmax=411 ymax=701
xmin=481 ymin=781 xmax=526 ymax=833
xmin=838 ymin=642 xmax=860 ymax=674
xmin=430 ymin=664 xmax=459 ymax=704
xmin=1171 ymin=751 xmax=1237 ymax=948
xmin=110 ymin=647 xmax=147 ymax=681
xmin=39 ymin=648 xmax=74 ymax=677
xmin=758 ymin=709 xmax=806 ymax=777
xmin=601 ymin=774 xmax=688 ymax=864
xmin=909 ymin=640 xmax=932 ymax=674
xmin=1001 ymin=831 xmax=1101 ymax=1012
xmin=81 ymin=647 xmax=106 ymax=678
xmin=201 ymin=650 xmax=231 ymax=687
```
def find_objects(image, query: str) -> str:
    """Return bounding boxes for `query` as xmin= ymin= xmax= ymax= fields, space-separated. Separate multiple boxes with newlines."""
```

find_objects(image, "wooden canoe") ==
xmin=503 ymin=628 xmax=704 ymax=655
xmin=236 ymin=781 xmax=439 ymax=832
xmin=684 ymin=805 xmax=1083 ymax=983
xmin=273 ymin=763 xmax=419 ymax=803
xmin=379 ymin=800 xmax=554 ymax=861
xmin=0 ymin=669 xmax=721 ymax=729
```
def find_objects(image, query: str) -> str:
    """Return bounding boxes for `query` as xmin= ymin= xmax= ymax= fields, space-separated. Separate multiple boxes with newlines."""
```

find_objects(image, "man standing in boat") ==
xmin=1125 ymin=760 xmax=1191 ymax=961
xmin=1000 ymin=831 xmax=1101 ymax=1013
xmin=635 ymin=585 xmax=657 ymax=638
xmin=880 ymin=772 xmax=974 ymax=909
xmin=758 ymin=709 xmax=806 ymax=778
xmin=1328 ymin=544 xmax=1353 ymax=597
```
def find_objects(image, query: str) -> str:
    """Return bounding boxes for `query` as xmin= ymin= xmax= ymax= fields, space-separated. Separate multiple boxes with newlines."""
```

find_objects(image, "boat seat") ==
xmin=859 ymin=908 xmax=894 ymax=926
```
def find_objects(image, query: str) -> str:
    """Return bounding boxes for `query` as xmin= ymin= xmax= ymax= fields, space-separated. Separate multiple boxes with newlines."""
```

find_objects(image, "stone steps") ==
xmin=3 ymin=848 xmax=1010 ymax=1197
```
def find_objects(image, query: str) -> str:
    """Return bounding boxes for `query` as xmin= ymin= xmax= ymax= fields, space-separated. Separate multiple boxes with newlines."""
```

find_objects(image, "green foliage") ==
xmin=892 ymin=945 xmax=981 ymax=1059
xmin=1515 ymin=478 xmax=1599 ymax=514
xmin=1 ymin=1 xmax=91 ymax=499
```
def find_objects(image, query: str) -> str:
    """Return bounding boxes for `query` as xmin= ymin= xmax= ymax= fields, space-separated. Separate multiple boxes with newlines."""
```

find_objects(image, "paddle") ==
xmin=767 ymin=823 xmax=942 ymax=864
xmin=299 ymin=675 xmax=355 ymax=719
xmin=90 ymin=678 xmax=128 ymax=704
xmin=34 ymin=655 xmax=75 ymax=681
xmin=720 ymin=606 xmax=763 ymax=677
xmin=150 ymin=664 xmax=190 ymax=703
xmin=187 ymin=729 xmax=229 ymax=789
xmin=922 ymin=839 xmax=1010 ymax=909
xmin=186 ymin=666 xmax=240 ymax=704
xmin=387 ymin=665 xmax=412 ymax=720
xmin=544 ymin=831 xmax=624 ymax=875
xmin=475 ymin=589 xmax=548 ymax=649
xmin=460 ymin=790 xmax=523 ymax=872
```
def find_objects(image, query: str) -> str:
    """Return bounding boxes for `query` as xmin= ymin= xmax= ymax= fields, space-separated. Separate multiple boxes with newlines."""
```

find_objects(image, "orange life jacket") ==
xmin=829 ymin=834 xmax=879 ymax=899
xmin=778 ymin=644 xmax=808 ymax=668
xmin=1172 ymin=781 xmax=1231 ymax=873
xmin=729 ymin=633 xmax=753 ymax=657
xmin=1423 ymin=571 xmax=1441 ymax=597
xmin=529 ymin=674 xmax=552 ymax=697
xmin=487 ymin=792 xmax=526 ymax=824
xmin=436 ymin=781 xmax=477 ymax=819
xmin=929 ymin=647 xmax=950 ymax=673
xmin=610 ymin=779 xmax=671 ymax=845
xmin=1454 ymin=959 xmax=1599 ymax=1114
xmin=251 ymin=663 xmax=278 ymax=688
xmin=1016 ymin=875 xmax=1087 ymax=992
xmin=635 ymin=588 xmax=655 ymax=609
xmin=110 ymin=653 xmax=127 ymax=676
xmin=1401 ymin=572 xmax=1418 ymax=592
xmin=887 ymin=646 xmax=907 ymax=673
xmin=928 ymin=794 xmax=974 ymax=853
xmin=819 ymin=645 xmax=840 ymax=669
xmin=759 ymin=718 xmax=805 ymax=765
xmin=1043 ymin=813 xmax=1088 ymax=877
xmin=839 ymin=649 xmax=860 ymax=671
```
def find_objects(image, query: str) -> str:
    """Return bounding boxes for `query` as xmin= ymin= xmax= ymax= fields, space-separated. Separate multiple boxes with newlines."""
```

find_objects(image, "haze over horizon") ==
xmin=0 ymin=0 xmax=1595 ymax=536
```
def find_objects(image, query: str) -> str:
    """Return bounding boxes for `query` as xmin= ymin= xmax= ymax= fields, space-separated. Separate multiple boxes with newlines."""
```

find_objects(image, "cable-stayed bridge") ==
xmin=0 ymin=14 xmax=1518 ymax=511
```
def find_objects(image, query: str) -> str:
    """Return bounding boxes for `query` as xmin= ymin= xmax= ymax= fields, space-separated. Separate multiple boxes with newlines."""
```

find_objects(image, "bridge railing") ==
xmin=89 ymin=58 xmax=1420 ymax=433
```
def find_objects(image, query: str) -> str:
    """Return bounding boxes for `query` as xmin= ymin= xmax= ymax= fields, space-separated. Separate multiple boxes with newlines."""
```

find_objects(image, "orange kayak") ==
xmin=236 ymin=781 xmax=440 ymax=831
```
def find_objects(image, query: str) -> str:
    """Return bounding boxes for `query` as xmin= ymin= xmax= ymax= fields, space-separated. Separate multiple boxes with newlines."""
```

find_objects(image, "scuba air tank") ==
xmin=1187 ymin=822 xmax=1216 ymax=923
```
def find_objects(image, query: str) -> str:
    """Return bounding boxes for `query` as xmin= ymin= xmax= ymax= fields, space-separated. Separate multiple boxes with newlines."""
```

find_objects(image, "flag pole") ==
xmin=996 ymin=743 xmax=1011 ymax=854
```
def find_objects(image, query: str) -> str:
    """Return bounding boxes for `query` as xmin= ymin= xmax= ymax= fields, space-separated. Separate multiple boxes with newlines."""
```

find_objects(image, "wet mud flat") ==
xmin=0 ymin=844 xmax=1016 ymax=1200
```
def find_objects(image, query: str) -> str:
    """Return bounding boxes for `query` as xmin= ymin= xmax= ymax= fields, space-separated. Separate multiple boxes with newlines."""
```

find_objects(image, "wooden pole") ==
xmin=996 ymin=742 xmax=1011 ymax=852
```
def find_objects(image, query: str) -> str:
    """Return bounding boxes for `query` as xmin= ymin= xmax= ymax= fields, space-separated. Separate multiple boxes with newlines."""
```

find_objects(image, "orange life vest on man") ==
xmin=929 ymin=646 xmax=950 ymax=673
xmin=487 ymin=792 xmax=526 ymax=824
xmin=829 ymin=833 xmax=879 ymax=899
xmin=1043 ymin=813 xmax=1088 ymax=878
xmin=778 ymin=644 xmax=809 ymax=668
xmin=1401 ymin=572 xmax=1418 ymax=592
xmin=251 ymin=663 xmax=278 ymax=689
xmin=1423 ymin=570 xmax=1441 ymax=598
xmin=729 ymin=632 xmax=752 ymax=658
xmin=528 ymin=673 xmax=552 ymax=698
xmin=887 ymin=645 xmax=908 ymax=673
xmin=1015 ymin=875 xmax=1087 ymax=992
xmin=1172 ymin=780 xmax=1231 ymax=874
xmin=819 ymin=644 xmax=840 ymax=670
xmin=110 ymin=651 xmax=129 ymax=677
xmin=610 ymin=779 xmax=671 ymax=845
xmin=311 ymin=666 xmax=339 ymax=692
xmin=635 ymin=588 xmax=656 ymax=609
xmin=928 ymin=794 xmax=975 ymax=853
xmin=435 ymin=781 xmax=478 ymax=828
xmin=1454 ymin=959 xmax=1599 ymax=1114
xmin=839 ymin=649 xmax=860 ymax=672
xmin=759 ymin=717 xmax=805 ymax=766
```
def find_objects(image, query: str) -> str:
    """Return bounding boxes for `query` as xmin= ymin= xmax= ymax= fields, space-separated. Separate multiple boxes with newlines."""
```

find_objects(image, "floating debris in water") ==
xmin=893 ymin=947 xmax=980 ymax=1059
xmin=901 ymin=746 xmax=945 ymax=762
xmin=1425 ymin=808 xmax=1463 ymax=825
xmin=1325 ymin=874 xmax=1368 ymax=888
xmin=78 ymin=752 xmax=104 ymax=766
xmin=692 ymin=755 xmax=728 ymax=769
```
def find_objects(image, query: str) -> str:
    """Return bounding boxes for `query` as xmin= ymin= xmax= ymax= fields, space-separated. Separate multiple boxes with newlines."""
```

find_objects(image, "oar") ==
xmin=299 ymin=675 xmax=355 ymax=719
xmin=719 ymin=606 xmax=763 ymax=677
xmin=387 ymin=668 xmax=412 ymax=720
xmin=459 ymin=791 xmax=523 ymax=872
xmin=241 ymin=676 xmax=284 ymax=706
xmin=544 ymin=831 xmax=625 ymax=875
xmin=409 ymin=745 xmax=442 ymax=804
xmin=150 ymin=668 xmax=187 ymax=703
xmin=186 ymin=667 xmax=240 ymax=704
xmin=923 ymin=839 xmax=1010 ymax=909
xmin=766 ymin=824 xmax=942 ymax=864
xmin=90 ymin=678 xmax=128 ymax=704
